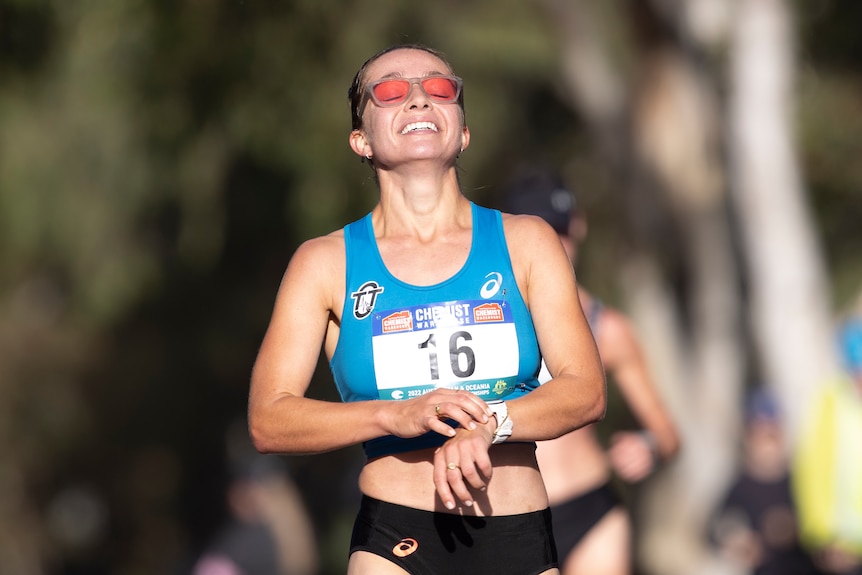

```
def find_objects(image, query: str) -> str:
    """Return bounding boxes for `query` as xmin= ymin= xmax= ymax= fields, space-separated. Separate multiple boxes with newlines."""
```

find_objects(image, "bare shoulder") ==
xmin=500 ymin=212 xmax=559 ymax=242
xmin=279 ymin=229 xmax=346 ymax=310
xmin=595 ymin=304 xmax=642 ymax=364
xmin=288 ymin=229 xmax=345 ymax=274
xmin=500 ymin=212 xmax=563 ymax=268
xmin=500 ymin=212 xmax=578 ymax=327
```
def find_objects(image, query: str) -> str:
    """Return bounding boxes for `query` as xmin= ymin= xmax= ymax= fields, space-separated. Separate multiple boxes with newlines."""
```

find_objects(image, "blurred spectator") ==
xmin=192 ymin=425 xmax=318 ymax=575
xmin=710 ymin=388 xmax=823 ymax=575
xmin=503 ymin=166 xmax=681 ymax=575
xmin=793 ymin=317 xmax=862 ymax=575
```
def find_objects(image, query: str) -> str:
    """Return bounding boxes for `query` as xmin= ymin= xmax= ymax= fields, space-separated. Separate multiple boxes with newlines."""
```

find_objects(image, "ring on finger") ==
xmin=435 ymin=404 xmax=441 ymax=416
xmin=447 ymin=462 xmax=460 ymax=471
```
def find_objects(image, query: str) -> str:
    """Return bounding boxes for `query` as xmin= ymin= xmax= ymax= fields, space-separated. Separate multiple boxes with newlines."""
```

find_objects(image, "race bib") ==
xmin=371 ymin=299 xmax=519 ymax=401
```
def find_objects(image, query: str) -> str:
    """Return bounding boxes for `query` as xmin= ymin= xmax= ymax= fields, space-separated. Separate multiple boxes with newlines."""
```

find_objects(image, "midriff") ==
xmin=358 ymin=443 xmax=550 ymax=516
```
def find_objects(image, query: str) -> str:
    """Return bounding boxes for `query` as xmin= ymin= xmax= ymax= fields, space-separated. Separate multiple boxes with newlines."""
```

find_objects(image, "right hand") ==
xmin=385 ymin=388 xmax=491 ymax=439
xmin=608 ymin=431 xmax=658 ymax=483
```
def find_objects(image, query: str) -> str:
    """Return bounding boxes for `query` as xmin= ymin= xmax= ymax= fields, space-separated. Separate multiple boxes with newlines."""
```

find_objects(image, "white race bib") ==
xmin=371 ymin=299 xmax=519 ymax=401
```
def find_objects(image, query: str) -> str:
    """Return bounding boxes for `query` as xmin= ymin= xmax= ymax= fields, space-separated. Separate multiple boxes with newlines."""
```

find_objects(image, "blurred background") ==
xmin=1 ymin=1 xmax=860 ymax=574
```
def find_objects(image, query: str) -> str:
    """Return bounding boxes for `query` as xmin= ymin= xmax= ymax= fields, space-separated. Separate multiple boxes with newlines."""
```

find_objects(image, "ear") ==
xmin=349 ymin=130 xmax=371 ymax=158
xmin=460 ymin=126 xmax=470 ymax=153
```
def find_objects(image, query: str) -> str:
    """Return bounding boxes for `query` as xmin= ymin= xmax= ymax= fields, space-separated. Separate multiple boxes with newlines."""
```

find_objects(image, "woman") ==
xmin=504 ymin=167 xmax=680 ymax=575
xmin=248 ymin=44 xmax=606 ymax=575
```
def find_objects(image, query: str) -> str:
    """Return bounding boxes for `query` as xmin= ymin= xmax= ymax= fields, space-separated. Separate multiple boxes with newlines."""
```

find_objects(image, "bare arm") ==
xmin=430 ymin=214 xmax=606 ymax=509
xmin=248 ymin=234 xmax=491 ymax=455
xmin=599 ymin=307 xmax=681 ymax=480
xmin=500 ymin=214 xmax=606 ymax=441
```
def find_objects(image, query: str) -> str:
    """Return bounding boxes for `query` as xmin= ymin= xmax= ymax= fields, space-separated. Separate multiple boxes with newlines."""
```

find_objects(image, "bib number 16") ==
xmin=417 ymin=331 xmax=476 ymax=380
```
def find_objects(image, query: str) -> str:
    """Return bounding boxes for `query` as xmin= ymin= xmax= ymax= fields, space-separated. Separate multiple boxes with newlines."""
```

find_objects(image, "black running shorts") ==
xmin=349 ymin=495 xmax=558 ymax=575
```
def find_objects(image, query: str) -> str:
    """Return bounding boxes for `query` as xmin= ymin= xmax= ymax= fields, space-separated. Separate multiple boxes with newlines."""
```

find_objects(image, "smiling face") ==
xmin=348 ymin=47 xmax=469 ymax=168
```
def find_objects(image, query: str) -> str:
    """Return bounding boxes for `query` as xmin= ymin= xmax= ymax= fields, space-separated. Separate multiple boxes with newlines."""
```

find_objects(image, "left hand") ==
xmin=432 ymin=421 xmax=495 ymax=510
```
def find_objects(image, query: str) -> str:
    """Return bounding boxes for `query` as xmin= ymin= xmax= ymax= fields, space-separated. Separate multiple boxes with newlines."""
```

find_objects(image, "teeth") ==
xmin=401 ymin=121 xmax=438 ymax=135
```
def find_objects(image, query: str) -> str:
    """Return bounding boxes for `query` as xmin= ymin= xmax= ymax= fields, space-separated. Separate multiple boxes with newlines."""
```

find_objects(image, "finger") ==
xmin=459 ymin=451 xmax=491 ymax=491
xmin=435 ymin=391 xmax=491 ymax=423
xmin=444 ymin=463 xmax=474 ymax=507
xmin=445 ymin=439 xmax=491 ymax=504
xmin=426 ymin=406 xmax=475 ymax=435
xmin=459 ymin=393 xmax=492 ymax=422
xmin=433 ymin=445 xmax=477 ymax=508
xmin=441 ymin=397 xmax=490 ymax=431
xmin=432 ymin=450 xmax=458 ymax=510
xmin=425 ymin=413 xmax=457 ymax=437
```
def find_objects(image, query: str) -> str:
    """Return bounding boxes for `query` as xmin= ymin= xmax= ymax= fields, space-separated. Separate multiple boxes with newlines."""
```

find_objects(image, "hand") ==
xmin=608 ymin=431 xmax=657 ymax=483
xmin=385 ymin=388 xmax=491 ymax=440
xmin=432 ymin=422 xmax=495 ymax=510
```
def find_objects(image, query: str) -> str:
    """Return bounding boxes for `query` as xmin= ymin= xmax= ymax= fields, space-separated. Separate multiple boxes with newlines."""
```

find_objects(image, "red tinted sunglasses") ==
xmin=365 ymin=75 xmax=463 ymax=107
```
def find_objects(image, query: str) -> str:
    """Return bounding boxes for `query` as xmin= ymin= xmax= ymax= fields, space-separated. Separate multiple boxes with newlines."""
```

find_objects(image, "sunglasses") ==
xmin=364 ymin=75 xmax=463 ymax=108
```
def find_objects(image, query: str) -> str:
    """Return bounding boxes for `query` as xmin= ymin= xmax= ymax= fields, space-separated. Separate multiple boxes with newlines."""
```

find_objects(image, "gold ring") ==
xmin=435 ymin=404 xmax=441 ymax=415
xmin=447 ymin=462 xmax=459 ymax=471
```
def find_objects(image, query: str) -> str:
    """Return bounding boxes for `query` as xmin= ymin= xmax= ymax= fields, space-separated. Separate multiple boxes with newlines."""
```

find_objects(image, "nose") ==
xmin=404 ymin=80 xmax=431 ymax=109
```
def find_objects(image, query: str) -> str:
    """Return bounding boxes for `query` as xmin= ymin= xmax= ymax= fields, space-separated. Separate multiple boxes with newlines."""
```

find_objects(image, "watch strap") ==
xmin=488 ymin=401 xmax=513 ymax=444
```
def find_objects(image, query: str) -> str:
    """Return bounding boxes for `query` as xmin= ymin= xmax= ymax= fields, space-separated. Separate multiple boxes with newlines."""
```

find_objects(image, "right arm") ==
xmin=600 ymin=307 xmax=681 ymax=481
xmin=248 ymin=235 xmax=489 ymax=455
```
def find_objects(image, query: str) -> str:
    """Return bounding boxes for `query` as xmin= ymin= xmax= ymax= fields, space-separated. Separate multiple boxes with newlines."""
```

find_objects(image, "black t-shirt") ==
xmin=713 ymin=473 xmax=824 ymax=575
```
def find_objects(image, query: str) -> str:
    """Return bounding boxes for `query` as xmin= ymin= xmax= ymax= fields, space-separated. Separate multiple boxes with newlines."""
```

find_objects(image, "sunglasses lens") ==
xmin=421 ymin=77 xmax=459 ymax=102
xmin=372 ymin=80 xmax=410 ymax=104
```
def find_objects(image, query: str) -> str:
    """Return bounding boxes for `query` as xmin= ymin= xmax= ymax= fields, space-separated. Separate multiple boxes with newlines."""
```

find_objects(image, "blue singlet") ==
xmin=329 ymin=202 xmax=542 ymax=459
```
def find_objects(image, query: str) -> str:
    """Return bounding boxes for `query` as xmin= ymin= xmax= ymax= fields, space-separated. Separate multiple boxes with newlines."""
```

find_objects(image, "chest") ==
xmin=375 ymin=231 xmax=471 ymax=286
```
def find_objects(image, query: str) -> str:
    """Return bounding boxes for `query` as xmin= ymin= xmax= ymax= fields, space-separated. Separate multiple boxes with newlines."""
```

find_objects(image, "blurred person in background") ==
xmin=192 ymin=425 xmax=318 ymax=575
xmin=248 ymin=45 xmax=606 ymax=575
xmin=793 ymin=317 xmax=862 ymax=575
xmin=502 ymin=167 xmax=681 ymax=575
xmin=710 ymin=388 xmax=823 ymax=575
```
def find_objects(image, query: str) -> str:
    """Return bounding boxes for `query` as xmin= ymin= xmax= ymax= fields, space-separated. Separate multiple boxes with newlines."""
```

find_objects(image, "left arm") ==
xmin=432 ymin=214 xmax=606 ymax=509
xmin=505 ymin=214 xmax=607 ymax=440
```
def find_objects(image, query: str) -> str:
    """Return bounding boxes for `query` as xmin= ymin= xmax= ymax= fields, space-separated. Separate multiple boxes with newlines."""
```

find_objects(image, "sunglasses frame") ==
xmin=362 ymin=75 xmax=464 ymax=110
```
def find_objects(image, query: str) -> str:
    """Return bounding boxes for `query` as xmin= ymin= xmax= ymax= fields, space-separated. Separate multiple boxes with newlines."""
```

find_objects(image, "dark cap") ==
xmin=745 ymin=388 xmax=780 ymax=423
xmin=502 ymin=167 xmax=576 ymax=235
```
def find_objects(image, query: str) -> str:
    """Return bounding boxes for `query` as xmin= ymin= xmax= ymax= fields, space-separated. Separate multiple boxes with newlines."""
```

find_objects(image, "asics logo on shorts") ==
xmin=392 ymin=537 xmax=419 ymax=557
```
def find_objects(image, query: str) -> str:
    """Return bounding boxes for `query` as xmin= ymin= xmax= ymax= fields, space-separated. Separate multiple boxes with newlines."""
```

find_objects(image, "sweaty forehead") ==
xmin=364 ymin=49 xmax=452 ymax=82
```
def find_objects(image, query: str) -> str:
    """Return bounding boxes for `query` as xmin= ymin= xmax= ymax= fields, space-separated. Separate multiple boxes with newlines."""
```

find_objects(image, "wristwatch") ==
xmin=488 ymin=401 xmax=513 ymax=444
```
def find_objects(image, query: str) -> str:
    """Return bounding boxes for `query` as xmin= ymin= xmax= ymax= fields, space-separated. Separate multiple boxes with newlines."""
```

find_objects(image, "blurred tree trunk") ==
xmin=625 ymin=46 xmax=743 ymax=575
xmin=728 ymin=0 xmax=838 ymax=444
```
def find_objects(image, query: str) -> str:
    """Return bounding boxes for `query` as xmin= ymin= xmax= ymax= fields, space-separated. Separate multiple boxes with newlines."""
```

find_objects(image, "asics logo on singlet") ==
xmin=480 ymin=272 xmax=503 ymax=298
xmin=351 ymin=281 xmax=384 ymax=319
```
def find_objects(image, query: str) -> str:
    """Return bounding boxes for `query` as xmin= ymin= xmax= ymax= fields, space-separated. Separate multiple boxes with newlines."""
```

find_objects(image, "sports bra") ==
xmin=330 ymin=202 xmax=542 ymax=459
